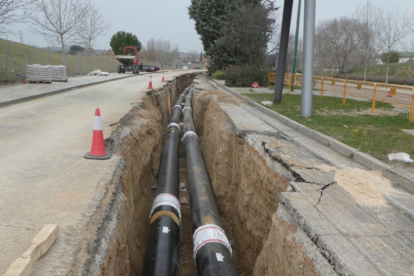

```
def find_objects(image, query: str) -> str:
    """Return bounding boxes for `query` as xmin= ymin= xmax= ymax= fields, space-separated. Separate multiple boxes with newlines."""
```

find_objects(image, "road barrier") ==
xmin=268 ymin=73 xmax=414 ymax=122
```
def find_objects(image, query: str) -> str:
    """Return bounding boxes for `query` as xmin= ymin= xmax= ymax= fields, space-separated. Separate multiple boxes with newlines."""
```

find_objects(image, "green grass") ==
xmin=244 ymin=93 xmax=414 ymax=163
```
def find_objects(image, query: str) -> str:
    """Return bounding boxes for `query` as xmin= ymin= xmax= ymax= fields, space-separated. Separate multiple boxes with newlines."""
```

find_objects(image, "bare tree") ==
xmin=145 ymin=38 xmax=156 ymax=61
xmin=29 ymin=0 xmax=90 ymax=55
xmin=0 ymin=0 xmax=32 ymax=35
xmin=373 ymin=7 xmax=413 ymax=83
xmin=315 ymin=17 xmax=362 ymax=73
xmin=80 ymin=3 xmax=110 ymax=50
xmin=155 ymin=39 xmax=170 ymax=67
xmin=353 ymin=1 xmax=378 ymax=81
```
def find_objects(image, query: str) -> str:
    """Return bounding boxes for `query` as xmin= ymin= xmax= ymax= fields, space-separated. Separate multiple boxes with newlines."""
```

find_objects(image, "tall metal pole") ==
xmin=301 ymin=0 xmax=316 ymax=118
xmin=290 ymin=0 xmax=302 ymax=91
xmin=273 ymin=0 xmax=294 ymax=103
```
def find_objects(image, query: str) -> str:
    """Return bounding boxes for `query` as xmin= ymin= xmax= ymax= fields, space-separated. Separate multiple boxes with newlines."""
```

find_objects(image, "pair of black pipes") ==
xmin=142 ymin=87 xmax=236 ymax=275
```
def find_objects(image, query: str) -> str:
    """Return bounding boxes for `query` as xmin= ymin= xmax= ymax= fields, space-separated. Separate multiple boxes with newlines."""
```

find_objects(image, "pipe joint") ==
xmin=193 ymin=224 xmax=232 ymax=261
xmin=149 ymin=193 xmax=181 ymax=219
xmin=167 ymin=122 xmax=180 ymax=132
xmin=173 ymin=104 xmax=182 ymax=111
xmin=182 ymin=106 xmax=192 ymax=112
xmin=181 ymin=131 xmax=198 ymax=142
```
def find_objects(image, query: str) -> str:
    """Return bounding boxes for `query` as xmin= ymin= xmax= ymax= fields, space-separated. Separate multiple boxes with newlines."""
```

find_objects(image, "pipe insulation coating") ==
xmin=141 ymin=87 xmax=190 ymax=276
xmin=182 ymin=89 xmax=237 ymax=276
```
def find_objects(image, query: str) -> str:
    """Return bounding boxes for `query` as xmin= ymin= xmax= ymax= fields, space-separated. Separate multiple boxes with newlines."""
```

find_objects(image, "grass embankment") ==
xmin=349 ymin=63 xmax=414 ymax=78
xmin=0 ymin=39 xmax=117 ymax=83
xmin=244 ymin=93 xmax=414 ymax=163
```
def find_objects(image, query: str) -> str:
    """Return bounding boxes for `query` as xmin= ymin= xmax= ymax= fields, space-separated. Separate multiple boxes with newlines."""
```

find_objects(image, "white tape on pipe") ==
xmin=182 ymin=106 xmax=192 ymax=112
xmin=181 ymin=131 xmax=198 ymax=142
xmin=167 ymin=123 xmax=180 ymax=131
xmin=173 ymin=104 xmax=182 ymax=110
xmin=149 ymin=193 xmax=181 ymax=218
xmin=193 ymin=224 xmax=232 ymax=260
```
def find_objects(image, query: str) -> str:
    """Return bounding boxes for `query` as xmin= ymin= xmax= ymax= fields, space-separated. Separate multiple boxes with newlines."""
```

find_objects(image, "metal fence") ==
xmin=268 ymin=72 xmax=414 ymax=122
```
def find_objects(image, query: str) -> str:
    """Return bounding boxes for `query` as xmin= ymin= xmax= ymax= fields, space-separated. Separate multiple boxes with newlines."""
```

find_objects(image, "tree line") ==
xmin=314 ymin=1 xmax=413 ymax=82
xmin=0 ymin=0 xmax=110 ymax=55
xmin=189 ymin=0 xmax=280 ymax=73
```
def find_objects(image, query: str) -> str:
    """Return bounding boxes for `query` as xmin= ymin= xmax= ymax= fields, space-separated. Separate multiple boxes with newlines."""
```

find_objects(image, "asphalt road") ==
xmin=0 ymin=70 xmax=192 ymax=275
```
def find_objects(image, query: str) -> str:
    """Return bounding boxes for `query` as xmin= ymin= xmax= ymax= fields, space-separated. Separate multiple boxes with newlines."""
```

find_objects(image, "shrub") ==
xmin=352 ymin=127 xmax=367 ymax=138
xmin=224 ymin=66 xmax=270 ymax=87
xmin=213 ymin=70 xmax=225 ymax=80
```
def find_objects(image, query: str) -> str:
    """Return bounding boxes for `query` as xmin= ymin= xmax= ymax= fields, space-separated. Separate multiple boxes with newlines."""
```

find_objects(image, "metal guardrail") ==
xmin=268 ymin=73 xmax=414 ymax=122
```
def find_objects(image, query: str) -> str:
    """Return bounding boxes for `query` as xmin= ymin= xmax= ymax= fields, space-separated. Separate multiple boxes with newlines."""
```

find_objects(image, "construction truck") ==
xmin=115 ymin=46 xmax=143 ymax=74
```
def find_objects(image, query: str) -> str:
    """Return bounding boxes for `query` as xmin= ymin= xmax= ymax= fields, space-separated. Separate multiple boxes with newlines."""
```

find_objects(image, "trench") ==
xmin=99 ymin=74 xmax=297 ymax=276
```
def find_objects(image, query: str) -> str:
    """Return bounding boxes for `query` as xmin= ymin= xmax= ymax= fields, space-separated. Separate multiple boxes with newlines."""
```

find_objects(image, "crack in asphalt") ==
xmin=314 ymin=181 xmax=337 ymax=207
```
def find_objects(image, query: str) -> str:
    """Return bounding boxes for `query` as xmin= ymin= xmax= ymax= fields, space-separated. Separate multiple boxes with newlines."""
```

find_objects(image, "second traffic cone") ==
xmin=387 ymin=89 xmax=392 ymax=97
xmin=162 ymin=73 xmax=165 ymax=82
xmin=84 ymin=108 xmax=112 ymax=160
xmin=148 ymin=75 xmax=153 ymax=89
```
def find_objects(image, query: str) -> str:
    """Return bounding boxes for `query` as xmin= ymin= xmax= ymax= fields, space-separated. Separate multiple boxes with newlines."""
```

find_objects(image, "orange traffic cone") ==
xmin=387 ymin=89 xmax=392 ymax=97
xmin=84 ymin=108 xmax=112 ymax=160
xmin=162 ymin=73 xmax=165 ymax=82
xmin=148 ymin=75 xmax=153 ymax=89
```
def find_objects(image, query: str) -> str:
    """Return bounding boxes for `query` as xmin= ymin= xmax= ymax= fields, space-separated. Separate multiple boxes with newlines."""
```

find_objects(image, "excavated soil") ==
xmin=97 ymin=75 xmax=320 ymax=275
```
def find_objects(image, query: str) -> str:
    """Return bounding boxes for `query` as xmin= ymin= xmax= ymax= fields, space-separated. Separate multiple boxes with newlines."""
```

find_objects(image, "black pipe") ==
xmin=182 ymin=89 xmax=237 ymax=276
xmin=141 ymin=88 xmax=189 ymax=276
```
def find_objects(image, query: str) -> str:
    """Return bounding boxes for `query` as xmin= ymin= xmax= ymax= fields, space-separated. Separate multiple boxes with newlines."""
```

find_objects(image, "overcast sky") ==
xmin=3 ymin=0 xmax=414 ymax=52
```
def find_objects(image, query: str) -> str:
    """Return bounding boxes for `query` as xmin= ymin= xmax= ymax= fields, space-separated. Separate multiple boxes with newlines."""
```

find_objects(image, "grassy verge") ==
xmin=244 ymin=93 xmax=414 ymax=163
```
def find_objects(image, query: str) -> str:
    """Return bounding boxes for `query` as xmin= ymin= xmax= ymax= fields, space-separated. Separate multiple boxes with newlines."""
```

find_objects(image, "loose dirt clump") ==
xmin=332 ymin=166 xmax=394 ymax=207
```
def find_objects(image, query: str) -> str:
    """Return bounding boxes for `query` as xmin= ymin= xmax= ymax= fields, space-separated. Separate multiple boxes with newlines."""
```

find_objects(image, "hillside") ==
xmin=0 ymin=39 xmax=117 ymax=83
xmin=348 ymin=62 xmax=414 ymax=78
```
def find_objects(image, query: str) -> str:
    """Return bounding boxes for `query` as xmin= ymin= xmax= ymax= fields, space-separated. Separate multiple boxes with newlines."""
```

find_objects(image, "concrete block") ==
xmin=4 ymin=224 xmax=59 ymax=276
xmin=311 ymin=131 xmax=332 ymax=146
xmin=330 ymin=140 xmax=357 ymax=157
xmin=353 ymin=151 xmax=392 ymax=171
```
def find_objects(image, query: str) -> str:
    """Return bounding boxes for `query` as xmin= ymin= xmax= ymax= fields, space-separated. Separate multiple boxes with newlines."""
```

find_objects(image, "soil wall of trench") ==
xmin=96 ymin=74 xmax=329 ymax=276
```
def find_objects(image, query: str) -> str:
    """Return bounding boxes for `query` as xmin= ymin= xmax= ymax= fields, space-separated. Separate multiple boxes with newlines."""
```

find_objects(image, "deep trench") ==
xmin=100 ymin=74 xmax=290 ymax=276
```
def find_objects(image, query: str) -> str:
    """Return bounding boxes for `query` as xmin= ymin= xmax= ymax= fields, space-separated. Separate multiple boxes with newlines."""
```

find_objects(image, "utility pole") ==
xmin=290 ymin=0 xmax=302 ymax=91
xmin=301 ymin=0 xmax=316 ymax=118
xmin=273 ymin=0 xmax=294 ymax=103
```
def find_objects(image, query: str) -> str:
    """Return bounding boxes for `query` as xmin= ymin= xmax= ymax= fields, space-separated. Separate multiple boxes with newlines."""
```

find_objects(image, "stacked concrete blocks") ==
xmin=26 ymin=64 xmax=52 ymax=83
xmin=49 ymin=65 xmax=68 ymax=82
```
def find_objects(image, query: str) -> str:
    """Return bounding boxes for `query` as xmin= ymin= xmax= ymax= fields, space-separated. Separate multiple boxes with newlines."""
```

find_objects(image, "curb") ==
xmin=0 ymin=74 xmax=138 ymax=109
xmin=209 ymin=79 xmax=414 ymax=194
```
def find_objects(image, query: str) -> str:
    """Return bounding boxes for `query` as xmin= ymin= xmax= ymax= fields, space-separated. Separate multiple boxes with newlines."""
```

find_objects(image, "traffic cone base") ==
xmin=148 ymin=75 xmax=153 ymax=89
xmin=84 ymin=151 xmax=112 ymax=160
xmin=84 ymin=108 xmax=112 ymax=160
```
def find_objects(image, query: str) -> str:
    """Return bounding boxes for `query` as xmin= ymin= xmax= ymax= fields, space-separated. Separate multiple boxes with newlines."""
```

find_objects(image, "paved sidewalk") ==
xmin=0 ymin=73 xmax=144 ymax=108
